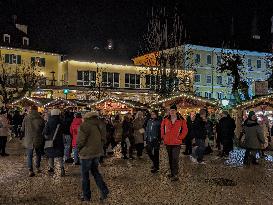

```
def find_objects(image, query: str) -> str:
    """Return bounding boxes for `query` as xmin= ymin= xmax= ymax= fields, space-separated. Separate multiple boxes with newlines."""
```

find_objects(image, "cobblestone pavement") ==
xmin=1 ymin=139 xmax=273 ymax=205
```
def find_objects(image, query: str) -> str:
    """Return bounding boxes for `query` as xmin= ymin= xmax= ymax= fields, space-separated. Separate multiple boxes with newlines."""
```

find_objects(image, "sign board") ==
xmin=255 ymin=81 xmax=268 ymax=96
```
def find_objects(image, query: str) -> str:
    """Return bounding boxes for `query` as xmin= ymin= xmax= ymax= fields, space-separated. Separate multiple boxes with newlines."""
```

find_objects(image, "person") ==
xmin=161 ymin=104 xmax=188 ymax=181
xmin=133 ymin=111 xmax=145 ymax=159
xmin=104 ymin=117 xmax=116 ymax=156
xmin=70 ymin=112 xmax=83 ymax=165
xmin=22 ymin=106 xmax=45 ymax=177
xmin=260 ymin=116 xmax=270 ymax=157
xmin=43 ymin=109 xmax=65 ymax=176
xmin=145 ymin=110 xmax=161 ymax=173
xmin=243 ymin=111 xmax=264 ymax=165
xmin=121 ymin=113 xmax=135 ymax=159
xmin=218 ymin=111 xmax=236 ymax=157
xmin=113 ymin=115 xmax=122 ymax=144
xmin=12 ymin=110 xmax=23 ymax=139
xmin=191 ymin=109 xmax=207 ymax=164
xmin=183 ymin=113 xmax=195 ymax=155
xmin=77 ymin=111 xmax=109 ymax=202
xmin=63 ymin=110 xmax=74 ymax=163
xmin=0 ymin=110 xmax=10 ymax=156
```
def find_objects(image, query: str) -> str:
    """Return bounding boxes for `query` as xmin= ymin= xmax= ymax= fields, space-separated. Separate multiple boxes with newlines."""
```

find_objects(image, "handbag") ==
xmin=44 ymin=124 xmax=60 ymax=149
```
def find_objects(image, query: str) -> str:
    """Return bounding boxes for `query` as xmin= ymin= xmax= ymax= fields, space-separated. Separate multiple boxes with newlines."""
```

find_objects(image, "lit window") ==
xmin=4 ymin=54 xmax=21 ymax=64
xmin=216 ymin=76 xmax=222 ymax=85
xmin=31 ymin=57 xmax=45 ymax=67
xmin=77 ymin=71 xmax=96 ymax=87
xmin=195 ymin=54 xmax=200 ymax=65
xmin=207 ymin=55 xmax=212 ymax=65
xmin=206 ymin=75 xmax=212 ymax=84
xmin=257 ymin=59 xmax=261 ymax=69
xmin=194 ymin=74 xmax=201 ymax=83
xmin=146 ymin=75 xmax=159 ymax=89
xmin=125 ymin=74 xmax=141 ymax=89
xmin=102 ymin=72 xmax=119 ymax=87
xmin=3 ymin=34 xmax=10 ymax=43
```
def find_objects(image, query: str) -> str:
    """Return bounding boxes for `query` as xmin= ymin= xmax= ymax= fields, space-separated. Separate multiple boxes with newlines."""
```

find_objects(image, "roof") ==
xmin=0 ymin=46 xmax=62 ymax=56
xmin=235 ymin=94 xmax=273 ymax=109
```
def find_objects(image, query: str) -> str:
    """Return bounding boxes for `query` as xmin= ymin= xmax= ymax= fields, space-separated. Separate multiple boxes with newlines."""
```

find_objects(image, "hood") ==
xmin=72 ymin=118 xmax=82 ymax=125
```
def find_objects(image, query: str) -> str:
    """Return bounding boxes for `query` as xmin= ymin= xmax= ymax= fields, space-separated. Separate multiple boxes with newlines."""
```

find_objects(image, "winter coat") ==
xmin=43 ymin=115 xmax=64 ymax=158
xmin=12 ymin=112 xmax=23 ymax=126
xmin=22 ymin=110 xmax=45 ymax=149
xmin=133 ymin=118 xmax=145 ymax=144
xmin=192 ymin=115 xmax=207 ymax=140
xmin=185 ymin=116 xmax=194 ymax=141
xmin=161 ymin=114 xmax=188 ymax=145
xmin=244 ymin=119 xmax=264 ymax=150
xmin=145 ymin=118 xmax=161 ymax=144
xmin=62 ymin=112 xmax=74 ymax=135
xmin=218 ymin=116 xmax=236 ymax=144
xmin=122 ymin=119 xmax=134 ymax=138
xmin=106 ymin=122 xmax=115 ymax=140
xmin=113 ymin=120 xmax=122 ymax=142
xmin=0 ymin=115 xmax=10 ymax=137
xmin=77 ymin=116 xmax=106 ymax=159
xmin=70 ymin=117 xmax=82 ymax=148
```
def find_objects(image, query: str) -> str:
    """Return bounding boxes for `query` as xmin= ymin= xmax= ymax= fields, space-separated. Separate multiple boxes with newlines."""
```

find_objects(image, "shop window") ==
xmin=125 ymin=73 xmax=140 ymax=89
xmin=102 ymin=72 xmax=119 ymax=87
xmin=77 ymin=70 xmax=96 ymax=87
xmin=4 ymin=54 xmax=21 ymax=64
xmin=31 ymin=57 xmax=45 ymax=67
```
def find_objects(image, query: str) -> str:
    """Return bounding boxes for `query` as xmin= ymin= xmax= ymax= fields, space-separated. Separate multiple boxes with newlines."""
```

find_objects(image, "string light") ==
xmin=235 ymin=94 xmax=273 ymax=109
xmin=43 ymin=97 xmax=76 ymax=107
xmin=0 ymin=46 xmax=60 ymax=56
xmin=12 ymin=96 xmax=42 ymax=106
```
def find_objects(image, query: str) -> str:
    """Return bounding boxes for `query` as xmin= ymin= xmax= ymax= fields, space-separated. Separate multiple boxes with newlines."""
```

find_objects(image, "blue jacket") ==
xmin=145 ymin=119 xmax=161 ymax=142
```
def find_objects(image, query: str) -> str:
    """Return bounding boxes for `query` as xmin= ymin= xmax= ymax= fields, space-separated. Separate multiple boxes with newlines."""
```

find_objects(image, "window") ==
xmin=266 ymin=60 xmax=271 ymax=69
xmin=125 ymin=74 xmax=140 ymax=88
xmin=3 ymin=34 xmax=10 ymax=43
xmin=216 ymin=76 xmax=222 ymax=85
xmin=206 ymin=55 xmax=212 ymax=65
xmin=205 ymin=92 xmax=212 ymax=99
xmin=77 ymin=71 xmax=96 ymax=86
xmin=146 ymin=75 xmax=158 ymax=89
xmin=22 ymin=37 xmax=29 ymax=46
xmin=247 ymin=59 xmax=252 ymax=68
xmin=217 ymin=56 xmax=222 ymax=65
xmin=195 ymin=92 xmax=201 ymax=97
xmin=257 ymin=59 xmax=261 ymax=69
xmin=194 ymin=74 xmax=201 ymax=83
xmin=206 ymin=75 xmax=212 ymax=84
xmin=227 ymin=76 xmax=233 ymax=85
xmin=4 ymin=54 xmax=21 ymax=64
xmin=31 ymin=57 xmax=45 ymax=67
xmin=195 ymin=54 xmax=200 ymax=65
xmin=217 ymin=92 xmax=224 ymax=100
xmin=102 ymin=72 xmax=119 ymax=87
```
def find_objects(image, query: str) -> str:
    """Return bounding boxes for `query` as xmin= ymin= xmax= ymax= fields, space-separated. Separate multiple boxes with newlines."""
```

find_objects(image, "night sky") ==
xmin=1 ymin=0 xmax=273 ymax=64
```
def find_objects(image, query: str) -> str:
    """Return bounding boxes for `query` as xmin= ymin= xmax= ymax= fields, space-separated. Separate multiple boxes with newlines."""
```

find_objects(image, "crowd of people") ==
xmin=0 ymin=104 xmax=272 ymax=202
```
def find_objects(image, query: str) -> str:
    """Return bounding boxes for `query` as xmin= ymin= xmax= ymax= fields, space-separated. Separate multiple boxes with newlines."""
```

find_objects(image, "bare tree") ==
xmin=0 ymin=61 xmax=43 ymax=105
xmin=139 ymin=7 xmax=194 ymax=97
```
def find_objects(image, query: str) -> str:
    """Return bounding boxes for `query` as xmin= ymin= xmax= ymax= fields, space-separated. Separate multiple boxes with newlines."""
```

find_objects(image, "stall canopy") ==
xmin=235 ymin=94 xmax=273 ymax=110
xmin=12 ymin=97 xmax=43 ymax=107
xmin=43 ymin=98 xmax=77 ymax=108
xmin=89 ymin=97 xmax=147 ymax=113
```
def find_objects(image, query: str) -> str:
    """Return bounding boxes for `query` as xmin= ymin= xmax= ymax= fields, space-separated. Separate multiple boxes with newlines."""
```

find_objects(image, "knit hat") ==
xmin=248 ymin=111 xmax=255 ymax=118
xmin=51 ymin=109 xmax=61 ymax=116
xmin=170 ymin=104 xmax=177 ymax=111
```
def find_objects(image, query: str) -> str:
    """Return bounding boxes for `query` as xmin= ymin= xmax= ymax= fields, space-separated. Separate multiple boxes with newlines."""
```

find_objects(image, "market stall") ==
xmin=233 ymin=94 xmax=273 ymax=137
xmin=89 ymin=97 xmax=147 ymax=115
xmin=151 ymin=93 xmax=219 ymax=117
xmin=11 ymin=97 xmax=45 ymax=112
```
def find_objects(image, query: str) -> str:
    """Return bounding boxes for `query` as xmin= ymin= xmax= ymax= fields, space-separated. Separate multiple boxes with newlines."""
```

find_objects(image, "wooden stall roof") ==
xmin=151 ymin=93 xmax=219 ymax=108
xmin=89 ymin=97 xmax=148 ymax=109
xmin=235 ymin=94 xmax=273 ymax=110
xmin=43 ymin=98 xmax=77 ymax=107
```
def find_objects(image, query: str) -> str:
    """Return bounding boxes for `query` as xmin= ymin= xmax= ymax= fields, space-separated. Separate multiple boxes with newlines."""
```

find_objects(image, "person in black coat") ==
xmin=121 ymin=113 xmax=134 ymax=159
xmin=218 ymin=111 xmax=236 ymax=157
xmin=62 ymin=110 xmax=74 ymax=163
xmin=43 ymin=109 xmax=65 ymax=176
xmin=183 ymin=114 xmax=195 ymax=155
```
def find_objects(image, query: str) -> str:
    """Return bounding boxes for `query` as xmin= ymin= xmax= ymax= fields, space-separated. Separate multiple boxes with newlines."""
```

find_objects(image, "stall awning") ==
xmin=151 ymin=93 xmax=219 ymax=108
xmin=235 ymin=94 xmax=273 ymax=110
xmin=12 ymin=97 xmax=43 ymax=107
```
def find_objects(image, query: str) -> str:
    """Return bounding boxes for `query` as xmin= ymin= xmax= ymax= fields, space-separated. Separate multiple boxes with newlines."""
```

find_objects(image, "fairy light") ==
xmin=12 ymin=96 xmax=42 ymax=106
xmin=43 ymin=97 xmax=76 ymax=107
xmin=0 ymin=46 xmax=60 ymax=56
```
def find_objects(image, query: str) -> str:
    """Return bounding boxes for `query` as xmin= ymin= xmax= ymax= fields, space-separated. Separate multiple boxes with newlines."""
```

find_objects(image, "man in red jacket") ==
xmin=161 ymin=104 xmax=188 ymax=181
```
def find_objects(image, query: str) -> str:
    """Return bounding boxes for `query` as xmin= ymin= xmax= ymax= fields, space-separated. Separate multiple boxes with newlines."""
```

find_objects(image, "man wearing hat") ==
xmin=77 ymin=111 xmax=109 ymax=202
xmin=161 ymin=104 xmax=188 ymax=181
